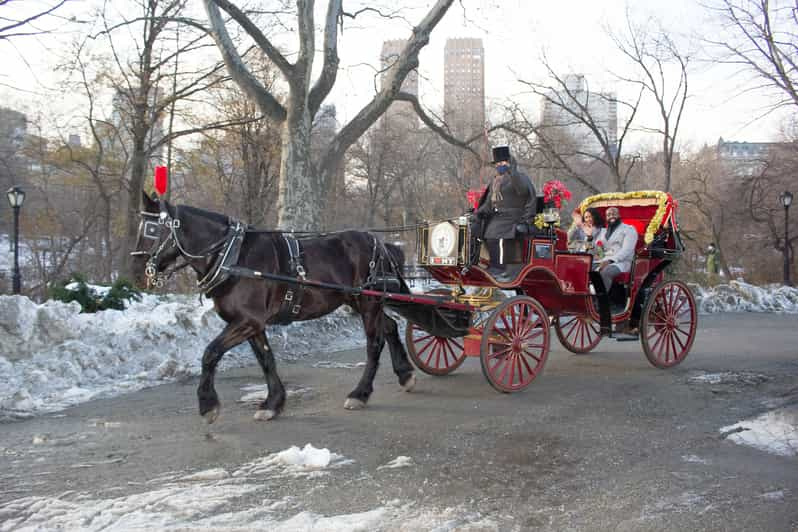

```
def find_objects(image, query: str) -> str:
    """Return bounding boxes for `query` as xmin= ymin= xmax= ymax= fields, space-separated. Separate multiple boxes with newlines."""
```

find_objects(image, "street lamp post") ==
xmin=6 ymin=186 xmax=25 ymax=294
xmin=779 ymin=190 xmax=793 ymax=287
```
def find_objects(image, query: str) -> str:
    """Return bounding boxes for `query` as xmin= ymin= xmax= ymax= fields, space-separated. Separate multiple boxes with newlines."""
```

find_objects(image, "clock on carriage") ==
xmin=430 ymin=222 xmax=457 ymax=258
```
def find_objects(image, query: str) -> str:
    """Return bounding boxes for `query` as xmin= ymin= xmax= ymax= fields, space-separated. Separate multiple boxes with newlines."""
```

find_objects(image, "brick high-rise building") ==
xmin=380 ymin=39 xmax=418 ymax=128
xmin=444 ymin=38 xmax=485 ymax=139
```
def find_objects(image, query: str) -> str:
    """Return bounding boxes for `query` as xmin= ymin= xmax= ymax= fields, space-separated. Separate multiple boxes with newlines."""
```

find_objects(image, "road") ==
xmin=1 ymin=313 xmax=797 ymax=531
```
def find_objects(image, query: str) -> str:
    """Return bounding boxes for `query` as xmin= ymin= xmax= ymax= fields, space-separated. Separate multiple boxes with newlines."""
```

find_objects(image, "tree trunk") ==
xmin=277 ymin=100 xmax=318 ymax=230
xmin=124 ymin=139 xmax=148 ymax=278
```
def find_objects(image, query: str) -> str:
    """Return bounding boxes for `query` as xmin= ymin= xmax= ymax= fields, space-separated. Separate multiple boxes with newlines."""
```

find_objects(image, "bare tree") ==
xmin=676 ymin=146 xmax=734 ymax=277
xmin=706 ymin=0 xmax=798 ymax=113
xmin=202 ymin=0 xmax=457 ymax=230
xmin=609 ymin=12 xmax=690 ymax=192
xmin=519 ymin=56 xmax=642 ymax=192
xmin=744 ymin=142 xmax=798 ymax=279
xmin=87 ymin=0 xmax=260 ymax=277
xmin=0 ymin=0 xmax=70 ymax=40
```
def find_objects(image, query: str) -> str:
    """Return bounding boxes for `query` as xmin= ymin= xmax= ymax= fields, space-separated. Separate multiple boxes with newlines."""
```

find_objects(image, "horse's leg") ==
xmin=382 ymin=312 xmax=416 ymax=392
xmin=344 ymin=302 xmax=385 ymax=410
xmin=248 ymin=331 xmax=286 ymax=421
xmin=198 ymin=322 xmax=255 ymax=424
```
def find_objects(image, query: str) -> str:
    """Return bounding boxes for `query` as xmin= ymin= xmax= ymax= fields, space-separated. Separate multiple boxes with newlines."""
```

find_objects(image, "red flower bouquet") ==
xmin=542 ymin=180 xmax=572 ymax=209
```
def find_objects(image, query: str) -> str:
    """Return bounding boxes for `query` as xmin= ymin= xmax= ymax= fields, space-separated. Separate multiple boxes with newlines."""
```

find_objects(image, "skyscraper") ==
xmin=540 ymin=74 xmax=618 ymax=158
xmin=444 ymin=38 xmax=485 ymax=139
xmin=380 ymin=39 xmax=419 ymax=128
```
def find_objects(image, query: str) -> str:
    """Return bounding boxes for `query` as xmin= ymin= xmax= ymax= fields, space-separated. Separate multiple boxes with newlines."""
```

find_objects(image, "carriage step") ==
xmin=613 ymin=333 xmax=639 ymax=342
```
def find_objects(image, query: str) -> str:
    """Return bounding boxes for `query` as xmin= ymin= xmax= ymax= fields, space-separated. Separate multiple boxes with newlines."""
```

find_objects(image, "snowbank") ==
xmin=0 ymin=294 xmax=364 ymax=419
xmin=688 ymin=280 xmax=798 ymax=314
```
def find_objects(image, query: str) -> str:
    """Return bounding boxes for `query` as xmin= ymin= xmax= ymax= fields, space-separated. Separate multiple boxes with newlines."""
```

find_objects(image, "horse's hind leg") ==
xmin=345 ymin=303 xmax=385 ymax=410
xmin=248 ymin=331 xmax=286 ymax=421
xmin=382 ymin=312 xmax=416 ymax=392
xmin=198 ymin=322 xmax=255 ymax=424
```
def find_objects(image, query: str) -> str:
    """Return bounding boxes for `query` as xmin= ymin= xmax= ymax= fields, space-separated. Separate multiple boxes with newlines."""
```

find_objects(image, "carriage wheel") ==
xmin=480 ymin=296 xmax=550 ymax=392
xmin=640 ymin=280 xmax=697 ymax=369
xmin=406 ymin=322 xmax=467 ymax=376
xmin=554 ymin=314 xmax=602 ymax=354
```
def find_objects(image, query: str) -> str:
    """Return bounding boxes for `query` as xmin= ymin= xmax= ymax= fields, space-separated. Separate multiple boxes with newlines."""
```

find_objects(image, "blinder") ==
xmin=131 ymin=209 xmax=182 ymax=288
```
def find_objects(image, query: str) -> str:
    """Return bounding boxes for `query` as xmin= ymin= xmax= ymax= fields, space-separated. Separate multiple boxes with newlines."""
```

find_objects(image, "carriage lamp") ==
xmin=6 ymin=186 xmax=26 ymax=294
xmin=779 ymin=190 xmax=793 ymax=286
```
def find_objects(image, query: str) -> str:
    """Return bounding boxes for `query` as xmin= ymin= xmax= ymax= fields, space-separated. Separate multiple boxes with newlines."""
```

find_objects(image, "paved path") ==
xmin=1 ymin=314 xmax=797 ymax=531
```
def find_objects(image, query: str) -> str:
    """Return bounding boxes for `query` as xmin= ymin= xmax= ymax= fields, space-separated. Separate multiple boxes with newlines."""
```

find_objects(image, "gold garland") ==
xmin=575 ymin=190 xmax=670 ymax=245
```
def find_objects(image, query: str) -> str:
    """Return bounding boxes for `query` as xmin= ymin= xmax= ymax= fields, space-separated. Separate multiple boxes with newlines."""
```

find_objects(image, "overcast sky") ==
xmin=0 ymin=0 xmax=791 ymax=151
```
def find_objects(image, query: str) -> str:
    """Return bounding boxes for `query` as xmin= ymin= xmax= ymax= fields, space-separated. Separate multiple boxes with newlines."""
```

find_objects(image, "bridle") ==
xmin=131 ymin=210 xmax=186 ymax=288
xmin=131 ymin=205 xmax=244 ymax=291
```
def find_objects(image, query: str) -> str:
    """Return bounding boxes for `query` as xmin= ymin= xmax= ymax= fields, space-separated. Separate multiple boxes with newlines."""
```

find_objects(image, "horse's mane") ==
xmin=176 ymin=204 xmax=231 ymax=226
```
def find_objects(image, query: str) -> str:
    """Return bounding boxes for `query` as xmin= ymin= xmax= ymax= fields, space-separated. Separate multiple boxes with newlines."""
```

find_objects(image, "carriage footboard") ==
xmin=384 ymin=300 xmax=471 ymax=338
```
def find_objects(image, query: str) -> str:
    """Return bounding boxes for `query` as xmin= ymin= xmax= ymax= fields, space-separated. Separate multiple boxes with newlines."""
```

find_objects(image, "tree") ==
xmin=0 ymin=0 xmax=70 ymax=41
xmin=609 ymin=12 xmax=690 ymax=192
xmin=706 ymin=0 xmax=798 ymax=114
xmin=86 ymin=0 xmax=253 ymax=277
xmin=519 ymin=58 xmax=642 ymax=193
xmin=202 ymin=0 xmax=457 ymax=230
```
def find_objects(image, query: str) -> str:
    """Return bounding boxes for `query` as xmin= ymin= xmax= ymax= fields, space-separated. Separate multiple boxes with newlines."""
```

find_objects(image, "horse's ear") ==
xmin=141 ymin=189 xmax=158 ymax=212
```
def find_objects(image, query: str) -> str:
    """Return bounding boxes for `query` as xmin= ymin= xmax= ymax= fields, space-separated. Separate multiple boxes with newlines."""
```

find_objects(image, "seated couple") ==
xmin=569 ymin=206 xmax=638 ymax=293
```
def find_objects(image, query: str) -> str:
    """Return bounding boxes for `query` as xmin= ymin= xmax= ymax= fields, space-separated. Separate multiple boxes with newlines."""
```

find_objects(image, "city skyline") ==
xmin=0 ymin=0 xmax=793 ymax=152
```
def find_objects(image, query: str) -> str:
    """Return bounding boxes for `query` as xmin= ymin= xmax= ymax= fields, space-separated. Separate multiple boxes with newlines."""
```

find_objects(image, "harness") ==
xmin=273 ymin=234 xmax=307 ymax=325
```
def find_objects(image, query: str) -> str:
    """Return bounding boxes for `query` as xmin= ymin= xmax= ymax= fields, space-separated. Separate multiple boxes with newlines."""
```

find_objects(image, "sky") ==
xmin=0 ymin=0 xmax=792 ymax=151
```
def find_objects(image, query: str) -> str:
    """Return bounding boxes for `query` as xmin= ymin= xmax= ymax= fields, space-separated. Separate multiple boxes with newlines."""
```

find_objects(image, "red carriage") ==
xmin=404 ymin=190 xmax=697 ymax=392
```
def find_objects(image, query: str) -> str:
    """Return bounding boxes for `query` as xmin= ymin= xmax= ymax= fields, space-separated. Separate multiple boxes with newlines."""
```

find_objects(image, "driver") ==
xmin=474 ymin=145 xmax=536 ymax=281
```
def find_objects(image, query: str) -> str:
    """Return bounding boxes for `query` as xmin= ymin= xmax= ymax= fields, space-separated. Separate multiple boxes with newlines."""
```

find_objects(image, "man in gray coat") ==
xmin=596 ymin=206 xmax=638 ymax=293
xmin=474 ymin=146 xmax=537 ymax=281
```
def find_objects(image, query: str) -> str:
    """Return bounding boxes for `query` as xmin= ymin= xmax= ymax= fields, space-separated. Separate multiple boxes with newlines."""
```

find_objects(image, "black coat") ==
xmin=474 ymin=170 xmax=537 ymax=239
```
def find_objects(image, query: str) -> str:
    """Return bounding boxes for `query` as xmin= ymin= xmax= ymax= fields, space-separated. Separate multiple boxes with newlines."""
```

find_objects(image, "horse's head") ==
xmin=130 ymin=190 xmax=183 ymax=289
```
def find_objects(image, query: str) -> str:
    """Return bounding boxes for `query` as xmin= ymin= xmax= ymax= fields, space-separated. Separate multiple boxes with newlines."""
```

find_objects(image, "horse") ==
xmin=131 ymin=191 xmax=416 ymax=424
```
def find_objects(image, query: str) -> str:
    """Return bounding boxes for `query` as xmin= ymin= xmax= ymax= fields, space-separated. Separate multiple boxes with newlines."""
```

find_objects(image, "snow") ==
xmin=720 ymin=405 xmax=798 ymax=457
xmin=0 ymin=293 xmax=365 ymax=420
xmin=0 ymin=444 xmax=497 ymax=532
xmin=378 ymin=456 xmax=414 ymax=470
xmin=689 ymin=281 xmax=798 ymax=313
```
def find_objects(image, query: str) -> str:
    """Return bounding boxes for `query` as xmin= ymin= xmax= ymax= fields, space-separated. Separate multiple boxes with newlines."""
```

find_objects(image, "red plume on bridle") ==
xmin=154 ymin=166 xmax=168 ymax=196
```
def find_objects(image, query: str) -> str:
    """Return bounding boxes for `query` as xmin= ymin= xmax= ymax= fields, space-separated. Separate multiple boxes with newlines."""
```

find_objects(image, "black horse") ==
xmin=131 ymin=191 xmax=416 ymax=424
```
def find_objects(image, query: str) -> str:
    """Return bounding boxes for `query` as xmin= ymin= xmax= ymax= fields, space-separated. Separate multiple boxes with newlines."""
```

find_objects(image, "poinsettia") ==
xmin=542 ymin=180 xmax=572 ymax=209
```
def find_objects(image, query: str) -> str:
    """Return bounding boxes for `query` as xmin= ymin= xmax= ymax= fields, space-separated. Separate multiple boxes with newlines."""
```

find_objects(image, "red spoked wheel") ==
xmin=640 ymin=280 xmax=697 ymax=369
xmin=480 ymin=296 xmax=550 ymax=392
xmin=554 ymin=314 xmax=602 ymax=354
xmin=406 ymin=323 xmax=467 ymax=376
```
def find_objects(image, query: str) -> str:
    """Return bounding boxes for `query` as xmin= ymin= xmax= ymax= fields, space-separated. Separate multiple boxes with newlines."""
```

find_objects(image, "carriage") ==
xmin=402 ymin=190 xmax=697 ymax=392
xmin=134 ymin=180 xmax=697 ymax=422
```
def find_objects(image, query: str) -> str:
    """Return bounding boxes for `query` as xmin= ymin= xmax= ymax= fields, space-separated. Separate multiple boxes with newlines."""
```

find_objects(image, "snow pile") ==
xmin=689 ymin=281 xmax=798 ymax=314
xmin=720 ymin=405 xmax=798 ymax=457
xmin=0 ymin=293 xmax=364 ymax=419
xmin=233 ymin=443 xmax=353 ymax=479
xmin=0 ymin=443 xmax=497 ymax=531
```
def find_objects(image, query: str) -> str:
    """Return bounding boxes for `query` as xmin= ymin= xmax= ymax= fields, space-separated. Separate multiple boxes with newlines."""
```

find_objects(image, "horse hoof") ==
xmin=253 ymin=409 xmax=276 ymax=421
xmin=203 ymin=406 xmax=220 ymax=425
xmin=344 ymin=398 xmax=366 ymax=410
xmin=402 ymin=373 xmax=416 ymax=392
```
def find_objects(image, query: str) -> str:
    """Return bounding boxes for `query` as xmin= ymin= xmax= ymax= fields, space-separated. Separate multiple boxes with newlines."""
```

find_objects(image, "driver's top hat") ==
xmin=491 ymin=145 xmax=511 ymax=163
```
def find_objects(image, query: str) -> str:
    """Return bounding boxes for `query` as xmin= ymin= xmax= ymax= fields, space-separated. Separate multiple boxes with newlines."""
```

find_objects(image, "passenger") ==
xmin=595 ymin=206 xmax=637 ymax=292
xmin=474 ymin=145 xmax=537 ymax=282
xmin=568 ymin=207 xmax=606 ymax=254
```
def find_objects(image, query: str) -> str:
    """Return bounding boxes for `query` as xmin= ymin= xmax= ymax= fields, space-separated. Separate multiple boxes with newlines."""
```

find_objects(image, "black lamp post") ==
xmin=779 ymin=190 xmax=793 ymax=286
xmin=6 ymin=186 xmax=25 ymax=294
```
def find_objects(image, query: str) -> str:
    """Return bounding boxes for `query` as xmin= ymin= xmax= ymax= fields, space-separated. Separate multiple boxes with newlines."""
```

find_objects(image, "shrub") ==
xmin=49 ymin=274 xmax=141 ymax=313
